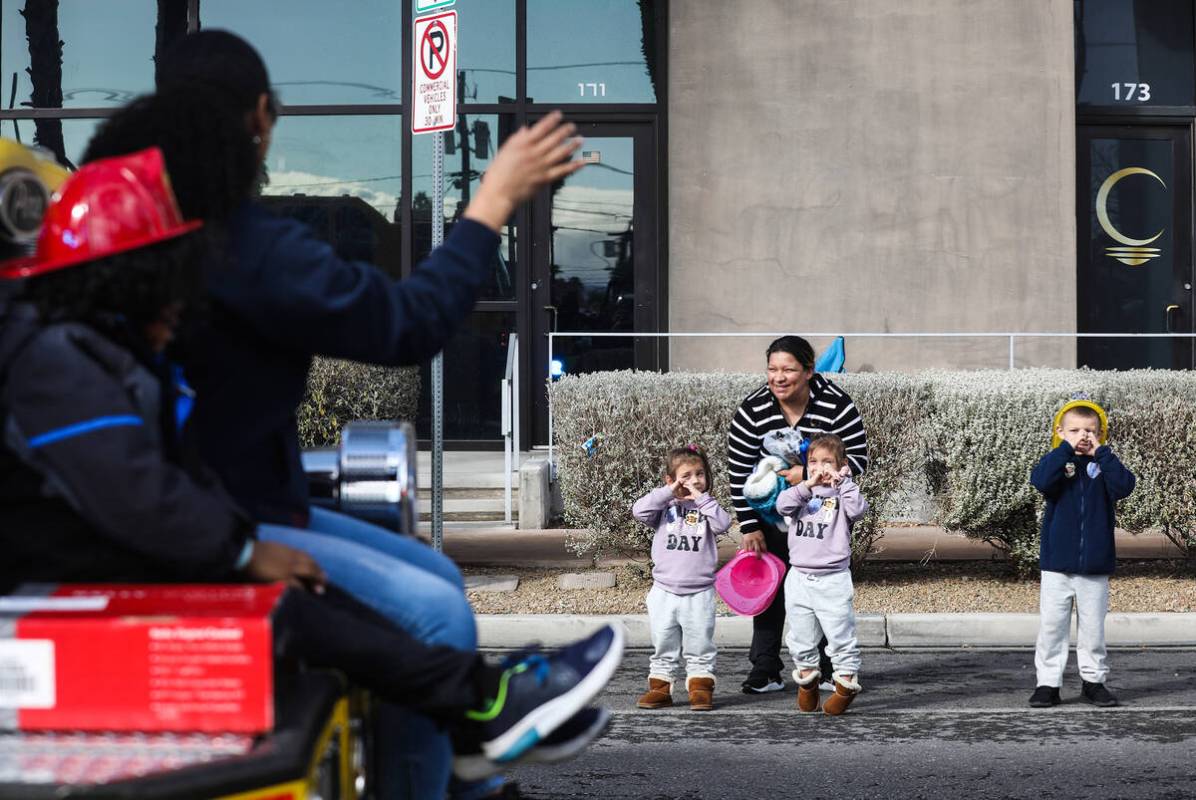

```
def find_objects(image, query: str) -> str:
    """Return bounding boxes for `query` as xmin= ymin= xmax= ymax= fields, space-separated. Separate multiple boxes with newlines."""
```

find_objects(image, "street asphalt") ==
xmin=505 ymin=648 xmax=1196 ymax=799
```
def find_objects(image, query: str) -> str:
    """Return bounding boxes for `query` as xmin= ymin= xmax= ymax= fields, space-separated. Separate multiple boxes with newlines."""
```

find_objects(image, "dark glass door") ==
xmin=529 ymin=121 xmax=659 ymax=444
xmin=1077 ymin=125 xmax=1193 ymax=368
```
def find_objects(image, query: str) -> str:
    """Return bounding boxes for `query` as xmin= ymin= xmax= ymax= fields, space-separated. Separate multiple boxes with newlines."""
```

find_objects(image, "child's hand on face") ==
xmin=802 ymin=464 xmax=823 ymax=488
xmin=1074 ymin=431 xmax=1099 ymax=456
xmin=832 ymin=464 xmax=851 ymax=486
xmin=667 ymin=476 xmax=688 ymax=500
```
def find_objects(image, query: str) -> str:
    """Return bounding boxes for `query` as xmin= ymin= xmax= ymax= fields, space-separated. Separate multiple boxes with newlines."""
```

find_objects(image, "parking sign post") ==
xmin=412 ymin=9 xmax=457 ymax=552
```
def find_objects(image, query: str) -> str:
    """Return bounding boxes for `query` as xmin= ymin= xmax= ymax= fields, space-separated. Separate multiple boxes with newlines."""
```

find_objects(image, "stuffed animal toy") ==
xmin=762 ymin=428 xmax=808 ymax=466
xmin=744 ymin=430 xmax=809 ymax=528
xmin=743 ymin=455 xmax=788 ymax=528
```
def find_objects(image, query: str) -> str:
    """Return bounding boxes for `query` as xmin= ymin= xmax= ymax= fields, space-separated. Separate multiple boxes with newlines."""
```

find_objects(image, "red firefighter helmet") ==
xmin=0 ymin=147 xmax=201 ymax=280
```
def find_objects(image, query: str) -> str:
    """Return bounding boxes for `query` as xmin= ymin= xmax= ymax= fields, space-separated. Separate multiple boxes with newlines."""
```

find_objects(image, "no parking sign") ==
xmin=412 ymin=10 xmax=457 ymax=134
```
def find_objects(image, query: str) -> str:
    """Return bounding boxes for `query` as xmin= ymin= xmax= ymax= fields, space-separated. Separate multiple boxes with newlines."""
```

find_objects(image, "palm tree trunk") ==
xmin=20 ymin=0 xmax=72 ymax=168
xmin=154 ymin=0 xmax=189 ymax=85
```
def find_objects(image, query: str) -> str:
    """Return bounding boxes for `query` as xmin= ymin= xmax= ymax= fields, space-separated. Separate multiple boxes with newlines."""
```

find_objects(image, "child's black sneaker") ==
xmin=741 ymin=671 xmax=785 ymax=694
xmin=1081 ymin=680 xmax=1119 ymax=707
xmin=468 ymin=624 xmax=624 ymax=763
xmin=1028 ymin=685 xmax=1061 ymax=707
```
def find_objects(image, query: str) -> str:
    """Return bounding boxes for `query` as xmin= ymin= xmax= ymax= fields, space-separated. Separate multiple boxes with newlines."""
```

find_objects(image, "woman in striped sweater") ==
xmin=727 ymin=335 xmax=868 ymax=693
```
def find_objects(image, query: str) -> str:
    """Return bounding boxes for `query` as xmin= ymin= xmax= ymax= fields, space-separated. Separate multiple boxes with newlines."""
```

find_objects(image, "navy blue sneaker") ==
xmin=454 ymin=706 xmax=613 ymax=781
xmin=466 ymin=624 xmax=624 ymax=762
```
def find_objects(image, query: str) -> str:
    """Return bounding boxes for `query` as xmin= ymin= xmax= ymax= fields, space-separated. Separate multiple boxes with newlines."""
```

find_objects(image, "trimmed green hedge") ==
xmin=550 ymin=369 xmax=1196 ymax=573
xmin=297 ymin=357 xmax=421 ymax=448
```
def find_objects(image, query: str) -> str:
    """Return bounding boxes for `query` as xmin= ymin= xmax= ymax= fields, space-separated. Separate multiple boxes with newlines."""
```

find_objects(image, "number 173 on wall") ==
xmin=1112 ymin=82 xmax=1151 ymax=101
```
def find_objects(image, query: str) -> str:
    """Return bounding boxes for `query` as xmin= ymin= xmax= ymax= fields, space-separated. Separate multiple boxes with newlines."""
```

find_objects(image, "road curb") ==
xmin=476 ymin=612 xmax=1196 ymax=649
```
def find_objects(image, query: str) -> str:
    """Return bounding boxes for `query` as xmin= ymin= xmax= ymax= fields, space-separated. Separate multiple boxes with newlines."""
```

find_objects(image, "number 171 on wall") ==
xmin=579 ymin=82 xmax=606 ymax=97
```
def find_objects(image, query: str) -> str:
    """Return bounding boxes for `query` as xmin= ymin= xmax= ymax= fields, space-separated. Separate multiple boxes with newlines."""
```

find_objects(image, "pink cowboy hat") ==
xmin=715 ymin=550 xmax=787 ymax=617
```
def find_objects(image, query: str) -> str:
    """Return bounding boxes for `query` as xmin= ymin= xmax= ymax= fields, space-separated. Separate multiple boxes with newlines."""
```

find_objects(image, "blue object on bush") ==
xmin=582 ymin=434 xmax=602 ymax=457
xmin=815 ymin=336 xmax=845 ymax=373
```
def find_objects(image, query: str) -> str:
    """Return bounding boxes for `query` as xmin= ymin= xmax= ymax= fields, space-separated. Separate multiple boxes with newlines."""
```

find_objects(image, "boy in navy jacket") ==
xmin=1028 ymin=399 xmax=1135 ymax=708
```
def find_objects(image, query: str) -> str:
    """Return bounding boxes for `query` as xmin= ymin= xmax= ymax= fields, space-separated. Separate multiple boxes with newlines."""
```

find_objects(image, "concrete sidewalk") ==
xmin=446 ymin=526 xmax=1193 ymax=648
xmin=442 ymin=526 xmax=1184 ymax=568
xmin=477 ymin=611 xmax=1196 ymax=649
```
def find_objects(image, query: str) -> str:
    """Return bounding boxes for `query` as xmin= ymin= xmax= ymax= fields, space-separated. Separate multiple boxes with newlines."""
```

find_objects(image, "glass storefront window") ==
xmin=261 ymin=115 xmax=402 ymax=276
xmin=549 ymin=136 xmax=635 ymax=375
xmin=1075 ymin=0 xmax=1195 ymax=107
xmin=417 ymin=311 xmax=516 ymax=441
xmin=527 ymin=0 xmax=658 ymax=103
xmin=200 ymin=0 xmax=403 ymax=105
xmin=411 ymin=0 xmax=515 ymax=104
xmin=412 ymin=113 xmax=515 ymax=299
xmin=1 ymin=0 xmax=157 ymax=109
xmin=1080 ymin=134 xmax=1181 ymax=368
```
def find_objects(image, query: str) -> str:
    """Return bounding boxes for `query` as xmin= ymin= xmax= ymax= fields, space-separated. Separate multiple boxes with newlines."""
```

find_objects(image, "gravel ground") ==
xmin=465 ymin=560 xmax=1196 ymax=615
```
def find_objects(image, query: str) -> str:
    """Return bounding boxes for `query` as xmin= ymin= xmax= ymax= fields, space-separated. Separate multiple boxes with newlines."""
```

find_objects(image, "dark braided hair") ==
xmin=82 ymin=85 xmax=258 ymax=223
xmin=20 ymin=233 xmax=208 ymax=335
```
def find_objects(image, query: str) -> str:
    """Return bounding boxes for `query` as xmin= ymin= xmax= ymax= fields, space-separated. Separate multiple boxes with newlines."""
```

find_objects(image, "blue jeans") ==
xmin=258 ymin=507 xmax=499 ymax=800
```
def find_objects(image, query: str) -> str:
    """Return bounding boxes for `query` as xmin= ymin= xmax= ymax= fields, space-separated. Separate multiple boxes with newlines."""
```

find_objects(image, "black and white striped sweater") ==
xmin=727 ymin=374 xmax=868 ymax=535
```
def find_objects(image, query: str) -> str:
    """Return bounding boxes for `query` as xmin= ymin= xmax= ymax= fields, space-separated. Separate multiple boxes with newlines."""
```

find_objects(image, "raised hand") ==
xmin=832 ymin=464 xmax=852 ymax=486
xmin=667 ymin=476 xmax=690 ymax=500
xmin=464 ymin=111 xmax=585 ymax=232
xmin=802 ymin=464 xmax=824 ymax=488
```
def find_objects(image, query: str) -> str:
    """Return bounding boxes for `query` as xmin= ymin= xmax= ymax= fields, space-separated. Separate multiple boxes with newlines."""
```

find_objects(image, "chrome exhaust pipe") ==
xmin=302 ymin=421 xmax=418 ymax=533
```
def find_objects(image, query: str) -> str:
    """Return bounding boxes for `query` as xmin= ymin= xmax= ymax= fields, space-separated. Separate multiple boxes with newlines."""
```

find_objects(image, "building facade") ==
xmin=0 ymin=0 xmax=1188 ymax=449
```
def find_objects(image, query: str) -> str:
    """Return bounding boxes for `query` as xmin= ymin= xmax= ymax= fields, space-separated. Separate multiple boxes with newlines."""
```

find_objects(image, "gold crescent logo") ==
xmin=1096 ymin=167 xmax=1165 ymax=266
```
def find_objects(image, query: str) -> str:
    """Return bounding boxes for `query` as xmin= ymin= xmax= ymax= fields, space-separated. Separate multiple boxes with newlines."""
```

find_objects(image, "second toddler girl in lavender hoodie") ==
xmin=776 ymin=433 xmax=868 ymax=716
xmin=631 ymin=445 xmax=732 ymax=711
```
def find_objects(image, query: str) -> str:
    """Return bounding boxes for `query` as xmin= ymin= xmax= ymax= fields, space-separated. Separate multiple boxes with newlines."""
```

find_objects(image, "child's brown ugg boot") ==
xmin=822 ymin=673 xmax=861 ymax=716
xmin=637 ymin=677 xmax=674 ymax=709
xmin=687 ymin=676 xmax=715 ymax=711
xmin=793 ymin=669 xmax=821 ymax=712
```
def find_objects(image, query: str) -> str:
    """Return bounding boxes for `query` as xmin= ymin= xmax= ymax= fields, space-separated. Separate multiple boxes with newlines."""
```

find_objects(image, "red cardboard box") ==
xmin=0 ymin=583 xmax=285 ymax=733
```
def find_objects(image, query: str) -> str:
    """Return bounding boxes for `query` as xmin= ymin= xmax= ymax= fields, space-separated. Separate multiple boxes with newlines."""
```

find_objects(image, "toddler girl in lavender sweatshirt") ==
xmin=775 ymin=433 xmax=868 ymax=716
xmin=631 ymin=445 xmax=732 ymax=711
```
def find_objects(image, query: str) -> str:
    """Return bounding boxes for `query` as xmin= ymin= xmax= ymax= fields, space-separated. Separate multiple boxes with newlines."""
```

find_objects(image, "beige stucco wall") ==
xmin=667 ymin=0 xmax=1075 ymax=372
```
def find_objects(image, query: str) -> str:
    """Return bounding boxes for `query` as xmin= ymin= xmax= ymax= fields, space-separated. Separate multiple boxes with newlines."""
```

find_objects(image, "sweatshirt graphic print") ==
xmin=776 ymin=478 xmax=868 ymax=574
xmin=632 ymin=486 xmax=732 ymax=594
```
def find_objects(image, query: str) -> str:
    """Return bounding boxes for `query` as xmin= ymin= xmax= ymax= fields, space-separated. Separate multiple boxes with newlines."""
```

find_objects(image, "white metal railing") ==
xmin=501 ymin=333 xmax=521 ymax=524
xmin=545 ymin=330 xmax=1196 ymax=467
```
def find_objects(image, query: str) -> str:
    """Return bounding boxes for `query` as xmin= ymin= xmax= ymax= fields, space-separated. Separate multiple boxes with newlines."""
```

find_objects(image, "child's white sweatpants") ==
xmin=1035 ymin=570 xmax=1110 ymax=686
xmin=646 ymin=584 xmax=716 ymax=682
xmin=783 ymin=569 xmax=861 ymax=676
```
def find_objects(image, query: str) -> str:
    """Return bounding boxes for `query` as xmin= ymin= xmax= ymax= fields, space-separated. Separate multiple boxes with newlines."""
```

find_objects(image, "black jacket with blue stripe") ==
xmin=0 ymin=302 xmax=250 ymax=593
xmin=1030 ymin=441 xmax=1136 ymax=575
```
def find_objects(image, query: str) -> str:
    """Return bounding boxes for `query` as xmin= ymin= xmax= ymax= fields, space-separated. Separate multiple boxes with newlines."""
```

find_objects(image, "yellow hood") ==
xmin=1051 ymin=399 xmax=1108 ymax=450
